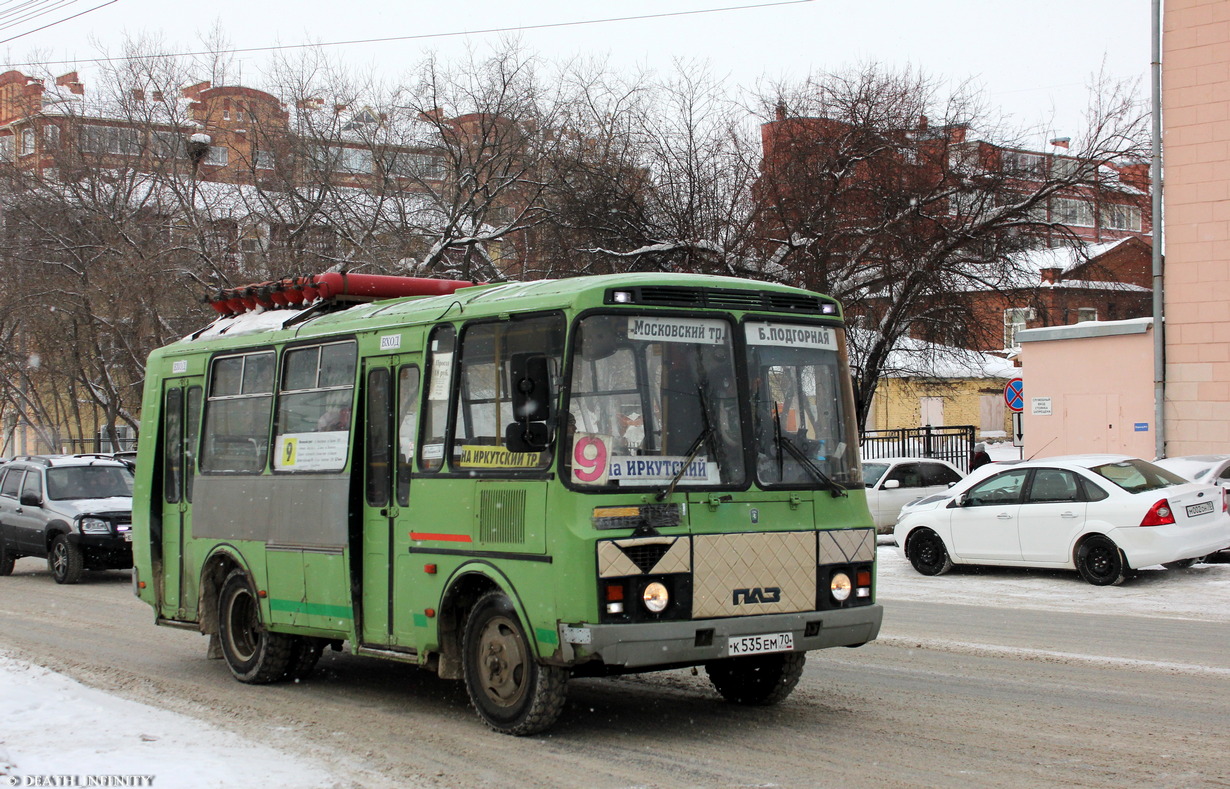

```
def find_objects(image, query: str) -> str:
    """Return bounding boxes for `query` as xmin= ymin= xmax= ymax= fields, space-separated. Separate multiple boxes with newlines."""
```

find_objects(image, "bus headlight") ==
xmin=830 ymin=572 xmax=852 ymax=602
xmin=642 ymin=581 xmax=669 ymax=613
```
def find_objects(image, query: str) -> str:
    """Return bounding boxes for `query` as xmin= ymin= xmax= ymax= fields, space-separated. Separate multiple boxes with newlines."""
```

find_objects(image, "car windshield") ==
xmin=46 ymin=465 xmax=134 ymax=500
xmin=1090 ymin=459 xmax=1186 ymax=494
xmin=862 ymin=463 xmax=889 ymax=487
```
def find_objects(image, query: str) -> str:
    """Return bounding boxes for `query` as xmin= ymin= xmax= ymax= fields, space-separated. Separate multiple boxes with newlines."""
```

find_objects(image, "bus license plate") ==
xmin=1186 ymin=501 xmax=1214 ymax=517
xmin=728 ymin=632 xmax=794 ymax=657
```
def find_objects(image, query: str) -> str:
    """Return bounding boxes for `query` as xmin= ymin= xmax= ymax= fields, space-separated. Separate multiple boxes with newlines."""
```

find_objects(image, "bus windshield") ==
xmin=568 ymin=313 xmax=745 ymax=489
xmin=744 ymin=320 xmax=861 ymax=488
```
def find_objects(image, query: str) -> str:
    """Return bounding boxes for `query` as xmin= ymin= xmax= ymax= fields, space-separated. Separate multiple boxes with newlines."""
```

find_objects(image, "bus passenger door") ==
xmin=159 ymin=379 xmax=202 ymax=620
xmin=359 ymin=358 xmax=420 ymax=647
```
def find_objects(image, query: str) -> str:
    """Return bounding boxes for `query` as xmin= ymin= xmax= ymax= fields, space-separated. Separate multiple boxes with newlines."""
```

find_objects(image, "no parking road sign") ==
xmin=1004 ymin=377 xmax=1024 ymax=413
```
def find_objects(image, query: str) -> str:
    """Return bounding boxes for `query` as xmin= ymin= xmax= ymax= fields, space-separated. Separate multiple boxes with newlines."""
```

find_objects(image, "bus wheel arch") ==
xmin=437 ymin=570 xmax=504 ymax=680
xmin=197 ymin=548 xmax=249 ymax=638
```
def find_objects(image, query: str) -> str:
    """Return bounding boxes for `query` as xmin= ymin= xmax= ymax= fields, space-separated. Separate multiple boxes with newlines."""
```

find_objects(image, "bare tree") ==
xmin=543 ymin=61 xmax=761 ymax=277
xmin=749 ymin=64 xmax=1150 ymax=426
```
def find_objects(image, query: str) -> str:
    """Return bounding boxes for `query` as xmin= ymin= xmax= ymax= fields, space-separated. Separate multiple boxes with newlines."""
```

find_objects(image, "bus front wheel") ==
xmin=462 ymin=590 xmax=567 ymax=735
xmin=218 ymin=569 xmax=294 ymax=683
xmin=706 ymin=651 xmax=806 ymax=705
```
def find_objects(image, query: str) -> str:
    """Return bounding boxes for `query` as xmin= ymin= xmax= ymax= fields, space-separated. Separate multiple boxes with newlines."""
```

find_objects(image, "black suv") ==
xmin=0 ymin=455 xmax=134 ymax=584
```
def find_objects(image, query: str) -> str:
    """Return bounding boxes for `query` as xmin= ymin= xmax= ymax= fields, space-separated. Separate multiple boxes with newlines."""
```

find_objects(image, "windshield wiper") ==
xmin=656 ymin=385 xmax=716 ymax=502
xmin=772 ymin=405 xmax=846 ymax=498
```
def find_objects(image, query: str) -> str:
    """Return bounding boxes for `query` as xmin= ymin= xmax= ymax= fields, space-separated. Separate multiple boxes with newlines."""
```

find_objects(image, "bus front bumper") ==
xmin=559 ymin=604 xmax=883 ymax=669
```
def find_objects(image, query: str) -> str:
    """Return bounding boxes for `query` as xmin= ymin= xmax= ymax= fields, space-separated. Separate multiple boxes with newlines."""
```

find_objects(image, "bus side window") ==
xmin=452 ymin=316 xmax=563 ymax=472
xmin=397 ymin=366 xmax=421 ymax=506
xmin=420 ymin=326 xmax=455 ymax=473
xmin=200 ymin=351 xmax=275 ymax=474
xmin=366 ymin=368 xmax=392 ymax=507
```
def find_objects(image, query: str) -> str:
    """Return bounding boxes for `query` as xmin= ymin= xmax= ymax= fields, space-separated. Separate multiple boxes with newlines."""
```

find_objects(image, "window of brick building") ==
xmin=204 ymin=146 xmax=229 ymax=166
xmin=1101 ymin=203 xmax=1142 ymax=231
xmin=1004 ymin=308 xmax=1033 ymax=350
xmin=1051 ymin=197 xmax=1095 ymax=227
xmin=81 ymin=124 xmax=141 ymax=155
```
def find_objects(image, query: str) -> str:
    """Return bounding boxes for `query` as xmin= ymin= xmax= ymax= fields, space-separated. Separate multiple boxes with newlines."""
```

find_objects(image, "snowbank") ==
xmin=0 ymin=654 xmax=339 ymax=788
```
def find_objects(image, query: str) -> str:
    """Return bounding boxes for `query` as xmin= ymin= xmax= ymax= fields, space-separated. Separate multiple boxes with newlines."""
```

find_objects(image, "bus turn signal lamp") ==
xmin=856 ymin=569 xmax=872 ymax=599
xmin=605 ymin=582 xmax=625 ymax=615
xmin=1140 ymin=499 xmax=1175 ymax=527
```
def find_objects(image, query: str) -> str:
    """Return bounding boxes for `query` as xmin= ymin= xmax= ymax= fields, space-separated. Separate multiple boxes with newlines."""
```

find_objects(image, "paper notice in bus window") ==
xmin=459 ymin=445 xmax=545 ymax=468
xmin=275 ymin=431 xmax=348 ymax=471
xmin=745 ymin=323 xmax=836 ymax=350
xmin=421 ymin=443 xmax=445 ymax=460
xmin=427 ymin=352 xmax=453 ymax=400
xmin=627 ymin=316 xmax=727 ymax=345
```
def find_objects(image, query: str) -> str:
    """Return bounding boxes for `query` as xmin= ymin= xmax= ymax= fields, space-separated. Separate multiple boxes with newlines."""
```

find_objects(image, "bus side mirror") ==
xmin=506 ymin=353 xmax=551 ymax=453
xmin=506 ymin=422 xmax=549 ymax=453
xmin=510 ymin=354 xmax=550 ymax=422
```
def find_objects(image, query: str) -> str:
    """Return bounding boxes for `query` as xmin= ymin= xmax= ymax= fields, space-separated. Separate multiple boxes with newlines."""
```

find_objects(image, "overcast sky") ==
xmin=2 ymin=0 xmax=1152 ymax=141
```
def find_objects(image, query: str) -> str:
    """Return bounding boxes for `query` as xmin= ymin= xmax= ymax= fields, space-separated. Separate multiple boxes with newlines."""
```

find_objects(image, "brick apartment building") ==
xmin=0 ymin=69 xmax=473 ymax=277
xmin=756 ymin=109 xmax=1154 ymax=358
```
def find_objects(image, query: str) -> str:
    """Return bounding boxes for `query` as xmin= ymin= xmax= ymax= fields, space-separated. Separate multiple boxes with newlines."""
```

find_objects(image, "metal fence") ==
xmin=59 ymin=437 xmax=138 ymax=455
xmin=860 ymin=425 xmax=977 ymax=473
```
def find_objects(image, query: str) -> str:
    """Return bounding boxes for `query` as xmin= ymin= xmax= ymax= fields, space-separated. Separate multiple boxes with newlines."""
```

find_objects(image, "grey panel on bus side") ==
xmin=191 ymin=474 xmax=349 ymax=547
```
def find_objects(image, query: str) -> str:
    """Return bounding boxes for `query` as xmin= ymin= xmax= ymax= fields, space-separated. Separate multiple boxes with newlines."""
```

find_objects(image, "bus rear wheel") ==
xmin=462 ymin=590 xmax=567 ymax=735
xmin=218 ymin=569 xmax=294 ymax=683
xmin=705 ymin=651 xmax=806 ymax=705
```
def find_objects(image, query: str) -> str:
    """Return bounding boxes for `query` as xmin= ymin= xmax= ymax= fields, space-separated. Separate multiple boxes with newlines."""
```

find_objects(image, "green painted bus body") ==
xmin=132 ymin=273 xmax=882 ymax=680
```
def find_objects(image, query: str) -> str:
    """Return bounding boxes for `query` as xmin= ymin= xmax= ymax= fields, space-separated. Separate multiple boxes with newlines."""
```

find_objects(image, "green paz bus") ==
xmin=132 ymin=271 xmax=883 ymax=735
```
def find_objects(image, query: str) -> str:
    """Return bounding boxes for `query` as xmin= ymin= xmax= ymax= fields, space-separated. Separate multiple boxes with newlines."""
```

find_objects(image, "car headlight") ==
xmin=830 ymin=572 xmax=852 ymax=602
xmin=79 ymin=517 xmax=111 ymax=534
xmin=642 ymin=581 xmax=669 ymax=613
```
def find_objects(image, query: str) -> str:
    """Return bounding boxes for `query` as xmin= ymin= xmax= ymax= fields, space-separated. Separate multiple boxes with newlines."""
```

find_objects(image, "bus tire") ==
xmin=281 ymin=637 xmax=325 ymax=682
xmin=217 ymin=569 xmax=294 ymax=683
xmin=705 ymin=651 xmax=806 ymax=705
xmin=50 ymin=534 xmax=84 ymax=584
xmin=462 ymin=590 xmax=567 ymax=735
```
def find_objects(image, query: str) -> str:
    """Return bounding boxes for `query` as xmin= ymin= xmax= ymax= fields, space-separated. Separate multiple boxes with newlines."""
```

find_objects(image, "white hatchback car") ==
xmin=861 ymin=457 xmax=964 ymax=533
xmin=894 ymin=454 xmax=1230 ymax=585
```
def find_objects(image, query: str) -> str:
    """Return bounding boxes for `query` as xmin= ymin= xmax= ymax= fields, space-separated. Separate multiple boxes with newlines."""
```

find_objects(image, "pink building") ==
xmin=1164 ymin=0 xmax=1230 ymax=454
xmin=1017 ymin=319 xmax=1157 ymax=458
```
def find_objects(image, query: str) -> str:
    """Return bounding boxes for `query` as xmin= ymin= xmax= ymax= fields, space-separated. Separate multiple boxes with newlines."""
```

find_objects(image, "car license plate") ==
xmin=1186 ymin=501 xmax=1214 ymax=517
xmin=728 ymin=632 xmax=794 ymax=657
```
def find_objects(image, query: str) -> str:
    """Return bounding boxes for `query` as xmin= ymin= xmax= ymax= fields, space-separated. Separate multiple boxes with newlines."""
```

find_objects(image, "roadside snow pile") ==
xmin=0 ymin=653 xmax=339 ymax=788
xmin=877 ymin=542 xmax=1230 ymax=622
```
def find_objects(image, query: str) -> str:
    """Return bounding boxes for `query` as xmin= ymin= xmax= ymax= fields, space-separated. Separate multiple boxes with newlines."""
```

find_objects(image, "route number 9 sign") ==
xmin=572 ymin=434 xmax=610 ymax=485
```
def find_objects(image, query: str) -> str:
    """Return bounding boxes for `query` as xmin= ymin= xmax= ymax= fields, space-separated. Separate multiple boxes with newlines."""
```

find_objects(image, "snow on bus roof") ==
xmin=186 ymin=306 xmax=313 ymax=341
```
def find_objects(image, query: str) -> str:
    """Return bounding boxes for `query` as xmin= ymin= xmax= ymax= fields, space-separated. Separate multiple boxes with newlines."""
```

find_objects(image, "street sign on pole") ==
xmin=1004 ymin=378 xmax=1024 ymax=413
xmin=1012 ymin=411 xmax=1024 ymax=447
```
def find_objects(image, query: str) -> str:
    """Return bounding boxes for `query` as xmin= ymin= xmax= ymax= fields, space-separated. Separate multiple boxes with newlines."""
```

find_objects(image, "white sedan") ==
xmin=894 ymin=454 xmax=1230 ymax=585
xmin=1153 ymin=454 xmax=1230 ymax=490
xmin=861 ymin=457 xmax=964 ymax=533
